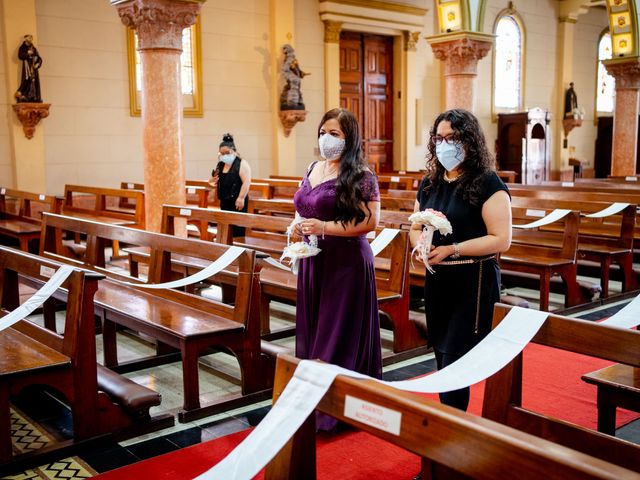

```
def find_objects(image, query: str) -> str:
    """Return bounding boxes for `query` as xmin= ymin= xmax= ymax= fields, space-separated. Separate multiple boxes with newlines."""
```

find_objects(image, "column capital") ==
xmin=114 ymin=0 xmax=202 ymax=50
xmin=323 ymin=20 xmax=343 ymax=44
xmin=604 ymin=56 xmax=640 ymax=89
xmin=404 ymin=31 xmax=421 ymax=52
xmin=426 ymin=33 xmax=493 ymax=76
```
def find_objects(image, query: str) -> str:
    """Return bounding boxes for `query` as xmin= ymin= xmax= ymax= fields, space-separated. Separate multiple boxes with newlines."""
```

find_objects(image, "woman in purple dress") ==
xmin=293 ymin=108 xmax=382 ymax=431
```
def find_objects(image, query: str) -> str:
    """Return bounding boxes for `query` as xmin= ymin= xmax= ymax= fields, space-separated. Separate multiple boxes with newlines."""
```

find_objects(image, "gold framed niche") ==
xmin=126 ymin=19 xmax=203 ymax=117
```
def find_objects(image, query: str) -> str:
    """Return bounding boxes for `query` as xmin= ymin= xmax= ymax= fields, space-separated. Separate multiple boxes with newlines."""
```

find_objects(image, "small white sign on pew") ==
xmin=344 ymin=395 xmax=402 ymax=436
xmin=525 ymin=209 xmax=546 ymax=218
xmin=625 ymin=176 xmax=637 ymax=181
xmin=561 ymin=181 xmax=574 ymax=187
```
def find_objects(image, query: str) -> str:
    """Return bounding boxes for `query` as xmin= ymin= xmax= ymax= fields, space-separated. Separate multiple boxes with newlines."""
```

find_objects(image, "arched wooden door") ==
xmin=339 ymin=32 xmax=393 ymax=172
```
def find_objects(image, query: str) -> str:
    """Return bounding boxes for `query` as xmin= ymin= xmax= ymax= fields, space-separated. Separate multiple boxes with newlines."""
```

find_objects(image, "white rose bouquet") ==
xmin=408 ymin=208 xmax=452 ymax=274
xmin=280 ymin=215 xmax=321 ymax=274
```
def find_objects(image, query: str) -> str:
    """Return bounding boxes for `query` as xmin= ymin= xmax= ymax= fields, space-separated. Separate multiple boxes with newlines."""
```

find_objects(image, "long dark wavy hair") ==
xmin=424 ymin=109 xmax=496 ymax=206
xmin=318 ymin=108 xmax=371 ymax=226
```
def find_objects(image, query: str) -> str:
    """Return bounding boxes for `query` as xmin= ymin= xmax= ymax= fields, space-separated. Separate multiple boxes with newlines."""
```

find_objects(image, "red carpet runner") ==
xmin=96 ymin=344 xmax=639 ymax=479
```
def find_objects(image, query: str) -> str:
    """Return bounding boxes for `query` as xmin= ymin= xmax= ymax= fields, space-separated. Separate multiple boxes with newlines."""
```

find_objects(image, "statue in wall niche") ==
xmin=280 ymin=44 xmax=310 ymax=110
xmin=15 ymin=34 xmax=43 ymax=103
xmin=564 ymin=82 xmax=579 ymax=119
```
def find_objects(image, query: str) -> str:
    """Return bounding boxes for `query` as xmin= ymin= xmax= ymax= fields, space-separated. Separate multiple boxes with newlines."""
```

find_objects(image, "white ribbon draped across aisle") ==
xmin=512 ymin=209 xmax=571 ymax=229
xmin=114 ymin=246 xmax=244 ymax=290
xmin=196 ymin=306 xmax=549 ymax=480
xmin=0 ymin=264 xmax=74 ymax=332
xmin=583 ymin=202 xmax=630 ymax=218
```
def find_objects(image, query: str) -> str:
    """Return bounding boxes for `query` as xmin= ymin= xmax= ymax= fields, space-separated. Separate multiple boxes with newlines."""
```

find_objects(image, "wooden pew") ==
xmin=484 ymin=303 xmax=640 ymax=473
xmin=63 ymin=184 xmax=145 ymax=228
xmin=0 ymin=247 xmax=171 ymax=469
xmin=376 ymin=174 xmax=418 ymax=191
xmin=510 ymin=197 xmax=637 ymax=297
xmin=252 ymin=178 xmax=301 ymax=198
xmin=265 ymin=353 xmax=638 ymax=480
xmin=380 ymin=195 xmax=415 ymax=211
xmin=159 ymin=205 xmax=423 ymax=354
xmin=39 ymin=212 xmax=268 ymax=422
xmin=500 ymin=209 xmax=583 ymax=311
xmin=0 ymin=188 xmax=60 ymax=252
xmin=120 ymin=181 xmax=213 ymax=209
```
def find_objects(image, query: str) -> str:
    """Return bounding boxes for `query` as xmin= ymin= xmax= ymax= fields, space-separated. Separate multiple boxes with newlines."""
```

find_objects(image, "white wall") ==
xmin=35 ymin=0 xmax=141 ymax=195
xmin=0 ymin=17 xmax=12 ymax=186
xmin=572 ymin=7 xmax=608 ymax=172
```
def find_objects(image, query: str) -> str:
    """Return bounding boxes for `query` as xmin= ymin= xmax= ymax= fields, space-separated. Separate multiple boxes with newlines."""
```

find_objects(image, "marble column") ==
xmin=427 ymin=33 xmax=493 ymax=112
xmin=604 ymin=57 xmax=640 ymax=176
xmin=323 ymin=20 xmax=342 ymax=111
xmin=114 ymin=0 xmax=203 ymax=232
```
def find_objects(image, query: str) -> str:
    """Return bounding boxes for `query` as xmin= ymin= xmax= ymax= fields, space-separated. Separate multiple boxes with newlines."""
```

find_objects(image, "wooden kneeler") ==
xmin=264 ymin=354 xmax=637 ymax=479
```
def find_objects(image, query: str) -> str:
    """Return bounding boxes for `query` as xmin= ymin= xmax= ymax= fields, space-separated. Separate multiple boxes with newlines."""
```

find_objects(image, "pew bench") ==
xmin=0 ymin=247 xmax=172 ymax=470
xmin=510 ymin=197 xmax=637 ymax=297
xmin=39 ymin=213 xmax=268 ymax=422
xmin=159 ymin=205 xmax=424 ymax=355
xmin=582 ymin=363 xmax=640 ymax=436
xmin=484 ymin=303 xmax=640 ymax=474
xmin=265 ymin=353 xmax=638 ymax=480
xmin=500 ymin=209 xmax=584 ymax=311
xmin=0 ymin=188 xmax=60 ymax=252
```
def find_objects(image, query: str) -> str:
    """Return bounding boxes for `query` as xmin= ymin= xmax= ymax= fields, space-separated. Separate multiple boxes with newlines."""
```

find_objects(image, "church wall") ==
xmin=35 ymin=0 xmax=141 ymax=195
xmin=477 ymin=0 xmax=560 ymax=160
xmin=0 ymin=21 xmax=12 ymax=186
xmin=293 ymin=0 xmax=325 ymax=174
xmin=571 ymin=7 xmax=608 ymax=174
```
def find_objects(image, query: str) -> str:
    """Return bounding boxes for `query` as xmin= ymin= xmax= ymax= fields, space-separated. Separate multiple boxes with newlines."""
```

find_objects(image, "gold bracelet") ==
xmin=322 ymin=221 xmax=326 ymax=239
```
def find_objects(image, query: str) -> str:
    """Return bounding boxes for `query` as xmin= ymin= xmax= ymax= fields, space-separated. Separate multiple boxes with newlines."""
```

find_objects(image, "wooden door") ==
xmin=339 ymin=33 xmax=393 ymax=172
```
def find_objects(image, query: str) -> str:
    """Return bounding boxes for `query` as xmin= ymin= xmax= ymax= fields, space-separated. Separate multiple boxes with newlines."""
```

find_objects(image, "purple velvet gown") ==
xmin=294 ymin=166 xmax=382 ymax=431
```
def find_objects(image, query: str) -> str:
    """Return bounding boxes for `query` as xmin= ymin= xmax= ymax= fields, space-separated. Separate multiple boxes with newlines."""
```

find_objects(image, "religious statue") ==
xmin=564 ymin=82 xmax=578 ymax=119
xmin=280 ymin=44 xmax=309 ymax=111
xmin=15 ymin=34 xmax=43 ymax=103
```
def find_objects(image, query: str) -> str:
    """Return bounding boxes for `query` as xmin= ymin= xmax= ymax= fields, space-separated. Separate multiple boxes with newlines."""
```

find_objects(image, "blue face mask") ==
xmin=435 ymin=141 xmax=464 ymax=171
xmin=219 ymin=153 xmax=236 ymax=165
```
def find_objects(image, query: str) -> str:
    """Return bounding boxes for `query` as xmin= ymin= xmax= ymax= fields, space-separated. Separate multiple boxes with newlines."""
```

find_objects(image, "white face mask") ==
xmin=435 ymin=141 xmax=464 ymax=171
xmin=219 ymin=153 xmax=236 ymax=165
xmin=318 ymin=133 xmax=346 ymax=161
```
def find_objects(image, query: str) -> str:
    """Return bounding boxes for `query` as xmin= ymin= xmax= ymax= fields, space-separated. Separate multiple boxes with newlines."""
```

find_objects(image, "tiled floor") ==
xmin=3 ymin=284 xmax=639 ymax=478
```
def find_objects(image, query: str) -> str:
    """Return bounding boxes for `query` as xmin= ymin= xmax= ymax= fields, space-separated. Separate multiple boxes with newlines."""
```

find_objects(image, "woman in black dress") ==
xmin=410 ymin=109 xmax=512 ymax=412
xmin=209 ymin=133 xmax=252 ymax=236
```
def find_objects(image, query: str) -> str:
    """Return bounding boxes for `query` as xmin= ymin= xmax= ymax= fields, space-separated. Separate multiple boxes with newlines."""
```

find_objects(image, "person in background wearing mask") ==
xmin=292 ymin=108 xmax=382 ymax=432
xmin=209 ymin=133 xmax=252 ymax=236
xmin=410 ymin=109 xmax=511 ymax=421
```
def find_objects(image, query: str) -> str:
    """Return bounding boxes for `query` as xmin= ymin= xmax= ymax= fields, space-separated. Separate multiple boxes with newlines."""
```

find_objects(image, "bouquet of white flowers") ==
xmin=408 ymin=208 xmax=452 ymax=274
xmin=280 ymin=215 xmax=321 ymax=274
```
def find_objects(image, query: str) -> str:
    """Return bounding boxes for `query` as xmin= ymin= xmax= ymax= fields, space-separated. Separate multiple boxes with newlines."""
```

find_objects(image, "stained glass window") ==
xmin=493 ymin=15 xmax=523 ymax=110
xmin=596 ymin=32 xmax=615 ymax=113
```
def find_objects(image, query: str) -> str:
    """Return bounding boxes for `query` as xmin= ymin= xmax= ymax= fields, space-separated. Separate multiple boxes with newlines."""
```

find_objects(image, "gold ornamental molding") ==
xmin=404 ymin=31 xmax=421 ymax=51
xmin=324 ymin=20 xmax=343 ymax=43
xmin=319 ymin=0 xmax=427 ymax=16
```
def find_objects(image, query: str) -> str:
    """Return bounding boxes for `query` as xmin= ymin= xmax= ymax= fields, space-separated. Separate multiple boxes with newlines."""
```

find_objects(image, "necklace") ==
xmin=321 ymin=161 xmax=339 ymax=182
xmin=443 ymin=171 xmax=459 ymax=183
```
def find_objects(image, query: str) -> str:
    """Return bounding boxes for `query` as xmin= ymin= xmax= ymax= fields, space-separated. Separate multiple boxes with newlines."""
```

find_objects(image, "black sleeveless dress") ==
xmin=416 ymin=171 xmax=509 ymax=356
xmin=215 ymin=156 xmax=248 ymax=236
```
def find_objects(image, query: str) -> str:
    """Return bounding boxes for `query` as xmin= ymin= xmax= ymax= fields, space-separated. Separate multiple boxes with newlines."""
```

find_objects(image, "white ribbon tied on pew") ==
xmin=582 ymin=202 xmax=630 ymax=218
xmin=512 ymin=209 xmax=572 ymax=229
xmin=114 ymin=246 xmax=244 ymax=290
xmin=197 ymin=306 xmax=549 ymax=480
xmin=0 ymin=264 xmax=75 ymax=332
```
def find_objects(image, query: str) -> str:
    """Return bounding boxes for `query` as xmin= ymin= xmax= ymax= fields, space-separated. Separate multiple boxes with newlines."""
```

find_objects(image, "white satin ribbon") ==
xmin=583 ymin=202 xmax=630 ymax=218
xmin=197 ymin=306 xmax=548 ymax=480
xmin=369 ymin=228 xmax=400 ymax=257
xmin=512 ymin=209 xmax=572 ymax=229
xmin=114 ymin=246 xmax=244 ymax=290
xmin=599 ymin=293 xmax=640 ymax=329
xmin=0 ymin=265 xmax=75 ymax=332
